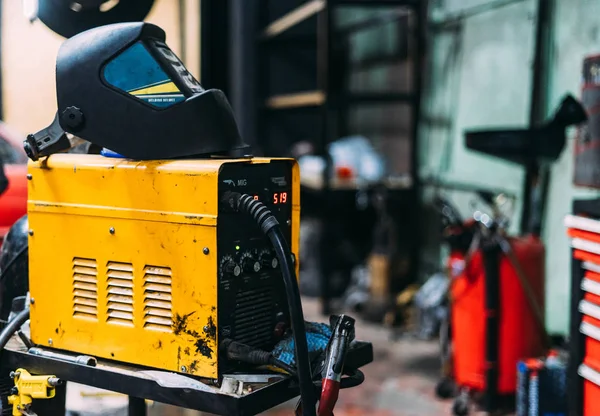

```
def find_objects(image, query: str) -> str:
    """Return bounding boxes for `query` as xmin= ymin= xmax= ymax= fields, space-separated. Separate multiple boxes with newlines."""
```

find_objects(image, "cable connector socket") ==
xmin=222 ymin=192 xmax=279 ymax=234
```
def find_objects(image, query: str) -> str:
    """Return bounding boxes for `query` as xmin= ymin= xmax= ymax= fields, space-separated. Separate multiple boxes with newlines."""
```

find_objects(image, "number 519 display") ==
xmin=252 ymin=192 xmax=288 ymax=204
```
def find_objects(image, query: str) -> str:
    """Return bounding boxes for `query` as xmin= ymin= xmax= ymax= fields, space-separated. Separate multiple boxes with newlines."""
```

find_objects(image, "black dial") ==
xmin=241 ymin=253 xmax=261 ymax=274
xmin=221 ymin=259 xmax=241 ymax=278
xmin=259 ymin=251 xmax=279 ymax=270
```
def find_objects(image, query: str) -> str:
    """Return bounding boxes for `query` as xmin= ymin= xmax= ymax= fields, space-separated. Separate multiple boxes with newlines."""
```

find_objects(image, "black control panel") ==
xmin=217 ymin=160 xmax=294 ymax=365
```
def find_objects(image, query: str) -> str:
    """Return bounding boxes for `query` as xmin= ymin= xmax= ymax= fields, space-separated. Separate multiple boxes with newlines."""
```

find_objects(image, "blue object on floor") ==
xmin=271 ymin=321 xmax=332 ymax=366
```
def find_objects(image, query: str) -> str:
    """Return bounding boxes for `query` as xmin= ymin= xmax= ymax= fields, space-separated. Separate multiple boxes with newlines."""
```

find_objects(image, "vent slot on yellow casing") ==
xmin=106 ymin=261 xmax=135 ymax=327
xmin=143 ymin=265 xmax=173 ymax=332
xmin=73 ymin=258 xmax=98 ymax=320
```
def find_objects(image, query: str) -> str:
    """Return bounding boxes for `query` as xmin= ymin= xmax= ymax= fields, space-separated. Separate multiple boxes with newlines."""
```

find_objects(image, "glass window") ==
xmin=103 ymin=41 xmax=185 ymax=108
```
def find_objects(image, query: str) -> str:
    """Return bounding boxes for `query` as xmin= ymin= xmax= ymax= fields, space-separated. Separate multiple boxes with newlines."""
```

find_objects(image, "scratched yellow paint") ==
xmin=26 ymin=154 xmax=300 ymax=379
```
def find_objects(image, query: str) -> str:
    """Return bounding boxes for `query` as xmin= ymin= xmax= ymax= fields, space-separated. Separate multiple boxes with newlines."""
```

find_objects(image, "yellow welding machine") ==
xmin=26 ymin=154 xmax=299 ymax=380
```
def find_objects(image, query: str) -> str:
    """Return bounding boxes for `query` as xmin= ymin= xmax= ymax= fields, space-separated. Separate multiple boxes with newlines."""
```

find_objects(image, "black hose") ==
xmin=312 ymin=368 xmax=365 ymax=390
xmin=339 ymin=368 xmax=365 ymax=389
xmin=229 ymin=192 xmax=317 ymax=416
xmin=0 ymin=309 xmax=29 ymax=351
xmin=0 ymin=246 xmax=27 ymax=282
xmin=221 ymin=338 xmax=298 ymax=377
xmin=272 ymin=357 xmax=297 ymax=377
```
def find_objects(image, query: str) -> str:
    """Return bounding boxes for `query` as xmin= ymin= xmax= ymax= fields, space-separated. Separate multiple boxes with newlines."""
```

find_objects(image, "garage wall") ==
xmin=1 ymin=0 xmax=199 ymax=137
xmin=419 ymin=0 xmax=537 ymax=273
xmin=542 ymin=0 xmax=600 ymax=334
xmin=421 ymin=0 xmax=600 ymax=335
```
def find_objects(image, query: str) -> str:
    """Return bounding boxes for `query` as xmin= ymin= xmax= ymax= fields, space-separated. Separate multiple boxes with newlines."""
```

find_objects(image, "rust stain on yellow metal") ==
xmin=26 ymin=154 xmax=299 ymax=379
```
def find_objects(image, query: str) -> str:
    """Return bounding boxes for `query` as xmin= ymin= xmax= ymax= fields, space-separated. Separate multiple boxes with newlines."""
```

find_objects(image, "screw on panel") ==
xmin=287 ymin=220 xmax=291 ymax=226
xmin=26 ymin=174 xmax=32 ymax=180
xmin=203 ymin=247 xmax=210 ymax=255
xmin=28 ymin=230 xmax=34 ymax=236
xmin=180 ymin=366 xmax=187 ymax=373
xmin=203 ymin=326 xmax=209 ymax=332
xmin=48 ymin=338 xmax=53 ymax=346
xmin=30 ymin=298 xmax=35 ymax=305
xmin=109 ymin=227 xmax=115 ymax=234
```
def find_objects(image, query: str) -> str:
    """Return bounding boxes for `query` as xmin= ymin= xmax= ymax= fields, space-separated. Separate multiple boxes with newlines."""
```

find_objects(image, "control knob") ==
xmin=222 ymin=260 xmax=241 ymax=278
xmin=259 ymin=252 xmax=279 ymax=269
xmin=241 ymin=254 xmax=261 ymax=273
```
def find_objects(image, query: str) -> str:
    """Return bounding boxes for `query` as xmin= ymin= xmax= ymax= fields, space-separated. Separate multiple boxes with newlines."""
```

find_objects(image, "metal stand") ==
xmin=0 ymin=341 xmax=373 ymax=416
xmin=128 ymin=396 xmax=147 ymax=416
xmin=482 ymin=240 xmax=501 ymax=412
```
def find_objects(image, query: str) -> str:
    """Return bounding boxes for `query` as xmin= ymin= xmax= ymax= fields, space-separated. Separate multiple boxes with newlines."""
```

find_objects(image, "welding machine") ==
xmin=0 ymin=21 xmax=372 ymax=416
xmin=27 ymin=154 xmax=299 ymax=380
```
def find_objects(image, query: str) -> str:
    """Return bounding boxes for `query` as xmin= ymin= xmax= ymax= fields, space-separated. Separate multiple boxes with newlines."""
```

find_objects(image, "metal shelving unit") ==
xmin=256 ymin=0 xmax=426 ymax=314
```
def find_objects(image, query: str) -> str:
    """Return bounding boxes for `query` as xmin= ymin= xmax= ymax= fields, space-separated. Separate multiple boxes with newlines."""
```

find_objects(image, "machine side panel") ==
xmin=27 ymin=154 xmax=220 ymax=378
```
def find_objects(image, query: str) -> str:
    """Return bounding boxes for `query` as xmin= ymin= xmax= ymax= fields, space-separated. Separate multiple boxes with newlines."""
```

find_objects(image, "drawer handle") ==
xmin=573 ymin=238 xmax=600 ymax=255
xmin=582 ymin=278 xmax=600 ymax=296
xmin=581 ymin=321 xmax=600 ymax=342
xmin=579 ymin=300 xmax=600 ymax=320
xmin=584 ymin=261 xmax=600 ymax=274
xmin=579 ymin=363 xmax=600 ymax=387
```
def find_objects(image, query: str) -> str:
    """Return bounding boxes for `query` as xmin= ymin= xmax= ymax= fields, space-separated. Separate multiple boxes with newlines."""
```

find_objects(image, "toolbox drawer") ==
xmin=581 ymin=317 xmax=600 ymax=370
xmin=579 ymin=364 xmax=600 ymax=416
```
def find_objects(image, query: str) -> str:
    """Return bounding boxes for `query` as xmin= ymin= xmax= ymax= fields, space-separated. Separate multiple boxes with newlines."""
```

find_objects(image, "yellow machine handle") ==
xmin=7 ymin=369 xmax=61 ymax=416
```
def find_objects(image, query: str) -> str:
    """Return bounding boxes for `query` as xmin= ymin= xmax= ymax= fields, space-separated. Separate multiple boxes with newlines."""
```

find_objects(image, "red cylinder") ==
xmin=450 ymin=234 xmax=546 ymax=394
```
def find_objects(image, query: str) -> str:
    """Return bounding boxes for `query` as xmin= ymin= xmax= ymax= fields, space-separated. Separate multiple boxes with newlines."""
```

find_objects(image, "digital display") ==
xmin=273 ymin=192 xmax=287 ymax=204
xmin=252 ymin=192 xmax=289 ymax=205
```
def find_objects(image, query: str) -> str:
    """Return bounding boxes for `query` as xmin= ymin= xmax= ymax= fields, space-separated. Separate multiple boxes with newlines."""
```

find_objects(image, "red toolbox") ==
xmin=566 ymin=208 xmax=600 ymax=415
xmin=579 ymin=364 xmax=600 ymax=416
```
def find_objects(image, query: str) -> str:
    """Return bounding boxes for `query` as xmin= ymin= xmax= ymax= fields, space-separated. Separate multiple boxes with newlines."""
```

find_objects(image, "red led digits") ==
xmin=272 ymin=192 xmax=288 ymax=204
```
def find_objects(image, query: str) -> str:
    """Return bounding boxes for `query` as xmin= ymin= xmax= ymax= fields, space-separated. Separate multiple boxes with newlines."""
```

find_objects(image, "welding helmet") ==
xmin=0 ymin=215 xmax=29 ymax=321
xmin=25 ymin=22 xmax=248 ymax=161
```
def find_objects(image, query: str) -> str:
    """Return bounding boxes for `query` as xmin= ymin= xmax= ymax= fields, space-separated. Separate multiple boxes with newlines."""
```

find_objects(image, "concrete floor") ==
xmin=261 ymin=298 xmax=455 ymax=416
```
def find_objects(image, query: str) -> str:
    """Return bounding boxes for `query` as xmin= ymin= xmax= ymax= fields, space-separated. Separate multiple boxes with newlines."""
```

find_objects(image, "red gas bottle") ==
xmin=450 ymin=233 xmax=546 ymax=396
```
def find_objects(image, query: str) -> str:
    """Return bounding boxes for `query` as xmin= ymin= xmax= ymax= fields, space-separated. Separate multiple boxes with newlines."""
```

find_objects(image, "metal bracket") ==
xmin=7 ymin=368 xmax=62 ymax=416
xmin=23 ymin=113 xmax=71 ymax=161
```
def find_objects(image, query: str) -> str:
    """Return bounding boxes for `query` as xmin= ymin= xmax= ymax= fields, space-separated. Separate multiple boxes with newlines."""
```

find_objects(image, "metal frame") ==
xmin=256 ymin=0 xmax=425 ymax=314
xmin=520 ymin=0 xmax=553 ymax=234
xmin=1 ymin=341 xmax=373 ymax=415
xmin=200 ymin=0 xmax=231 ymax=95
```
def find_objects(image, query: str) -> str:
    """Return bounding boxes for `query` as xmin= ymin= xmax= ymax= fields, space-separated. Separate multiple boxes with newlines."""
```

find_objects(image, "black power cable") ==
xmin=0 ymin=309 xmax=29 ymax=352
xmin=226 ymin=192 xmax=317 ymax=416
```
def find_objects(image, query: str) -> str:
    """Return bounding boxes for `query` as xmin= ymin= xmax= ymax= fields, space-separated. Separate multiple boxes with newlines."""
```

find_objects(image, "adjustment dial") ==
xmin=240 ymin=252 xmax=261 ymax=274
xmin=220 ymin=255 xmax=241 ymax=278
xmin=259 ymin=249 xmax=279 ymax=270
